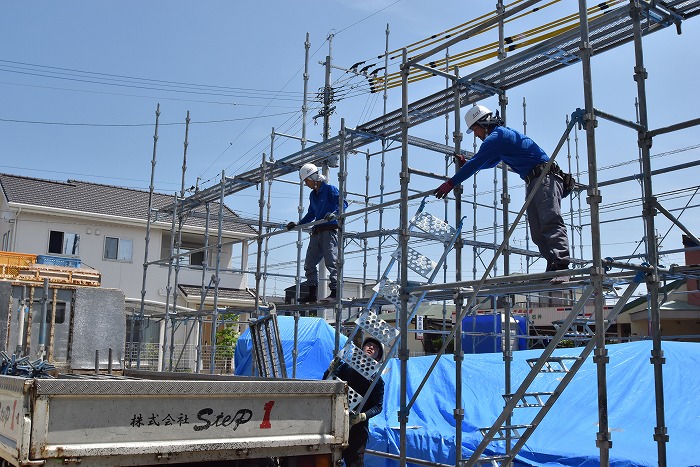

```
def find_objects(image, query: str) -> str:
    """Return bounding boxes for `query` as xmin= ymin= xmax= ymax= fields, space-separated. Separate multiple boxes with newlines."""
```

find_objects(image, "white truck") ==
xmin=0 ymin=371 xmax=347 ymax=466
xmin=0 ymin=281 xmax=348 ymax=466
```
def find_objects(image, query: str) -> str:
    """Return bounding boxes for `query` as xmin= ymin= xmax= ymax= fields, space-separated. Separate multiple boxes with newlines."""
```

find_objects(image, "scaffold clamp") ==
xmin=570 ymin=108 xmax=585 ymax=129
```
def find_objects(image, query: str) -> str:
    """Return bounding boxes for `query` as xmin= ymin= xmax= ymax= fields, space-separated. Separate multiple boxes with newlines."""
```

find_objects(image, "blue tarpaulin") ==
xmin=367 ymin=340 xmax=700 ymax=466
xmin=234 ymin=316 xmax=346 ymax=379
xmin=236 ymin=318 xmax=699 ymax=465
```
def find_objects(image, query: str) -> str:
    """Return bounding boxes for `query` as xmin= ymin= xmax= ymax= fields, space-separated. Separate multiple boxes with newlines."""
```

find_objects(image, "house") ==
xmin=0 ymin=173 xmax=259 ymax=370
xmin=616 ymin=235 xmax=700 ymax=340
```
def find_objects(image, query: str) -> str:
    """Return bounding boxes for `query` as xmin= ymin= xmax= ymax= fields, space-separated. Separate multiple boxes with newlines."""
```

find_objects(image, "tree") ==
xmin=215 ymin=313 xmax=240 ymax=372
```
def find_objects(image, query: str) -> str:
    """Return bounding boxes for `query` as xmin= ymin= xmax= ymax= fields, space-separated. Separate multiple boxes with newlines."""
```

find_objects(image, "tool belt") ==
xmin=312 ymin=224 xmax=339 ymax=234
xmin=525 ymin=162 xmax=576 ymax=197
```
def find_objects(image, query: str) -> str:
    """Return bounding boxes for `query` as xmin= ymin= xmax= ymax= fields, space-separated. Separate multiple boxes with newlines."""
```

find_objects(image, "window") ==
xmin=104 ymin=237 xmax=133 ymax=262
xmin=48 ymin=230 xmax=80 ymax=255
xmin=173 ymin=248 xmax=203 ymax=266
xmin=190 ymin=250 xmax=205 ymax=266
xmin=32 ymin=301 xmax=66 ymax=324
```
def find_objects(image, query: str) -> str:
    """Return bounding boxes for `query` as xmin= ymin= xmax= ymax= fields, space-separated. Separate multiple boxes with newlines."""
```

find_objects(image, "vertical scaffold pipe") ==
xmin=263 ymin=132 xmax=275 ymax=300
xmin=161 ymin=192 xmax=178 ymax=372
xmin=136 ymin=103 xmax=160 ymax=369
xmin=452 ymin=66 xmax=465 ymax=465
xmin=577 ymin=0 xmax=610 ymax=463
xmin=209 ymin=172 xmax=225 ymax=374
xmin=377 ymin=24 xmax=390 ymax=283
xmin=196 ymin=202 xmax=211 ymax=373
xmin=169 ymin=111 xmax=190 ymax=371
xmin=336 ymin=119 xmax=347 ymax=354
xmin=498 ymin=70 xmax=514 ymax=456
xmin=631 ymin=3 xmax=668 ymax=464
xmin=255 ymin=153 xmax=267 ymax=318
xmin=295 ymin=33 xmax=311 ymax=305
xmin=442 ymin=51 xmax=450 ymax=337
xmin=398 ymin=48 xmax=410 ymax=467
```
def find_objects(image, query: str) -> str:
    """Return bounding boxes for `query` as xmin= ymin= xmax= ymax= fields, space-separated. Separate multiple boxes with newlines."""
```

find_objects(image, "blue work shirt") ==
xmin=300 ymin=182 xmax=347 ymax=226
xmin=450 ymin=126 xmax=549 ymax=185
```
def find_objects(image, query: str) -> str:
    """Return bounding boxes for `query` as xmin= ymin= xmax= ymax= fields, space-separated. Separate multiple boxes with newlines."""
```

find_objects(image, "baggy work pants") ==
xmin=526 ymin=173 xmax=571 ymax=271
xmin=304 ymin=229 xmax=339 ymax=290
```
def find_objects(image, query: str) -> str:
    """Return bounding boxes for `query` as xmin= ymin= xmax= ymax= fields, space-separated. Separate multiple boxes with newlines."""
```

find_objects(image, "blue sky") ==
xmin=1 ymin=1 xmax=698 ymax=294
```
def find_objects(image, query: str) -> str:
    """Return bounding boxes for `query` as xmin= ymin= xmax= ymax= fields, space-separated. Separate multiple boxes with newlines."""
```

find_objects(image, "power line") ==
xmin=0 ymin=59 xmax=303 ymax=98
xmin=0 ymin=111 xmax=299 ymax=127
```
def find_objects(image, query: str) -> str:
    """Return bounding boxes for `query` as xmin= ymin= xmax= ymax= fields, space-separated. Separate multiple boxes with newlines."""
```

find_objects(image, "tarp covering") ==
xmin=234 ymin=316 xmax=346 ymax=379
xmin=367 ymin=340 xmax=700 ymax=466
xmin=236 ymin=319 xmax=699 ymax=465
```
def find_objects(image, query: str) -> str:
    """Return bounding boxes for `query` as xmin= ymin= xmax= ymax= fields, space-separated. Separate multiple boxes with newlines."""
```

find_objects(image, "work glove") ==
xmin=324 ymin=212 xmax=336 ymax=222
xmin=453 ymin=152 xmax=467 ymax=169
xmin=286 ymin=221 xmax=297 ymax=231
xmin=349 ymin=412 xmax=367 ymax=427
xmin=434 ymin=180 xmax=455 ymax=199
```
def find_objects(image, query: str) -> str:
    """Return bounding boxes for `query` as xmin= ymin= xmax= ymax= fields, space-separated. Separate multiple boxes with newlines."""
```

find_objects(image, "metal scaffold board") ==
xmin=163 ymin=1 xmax=698 ymax=214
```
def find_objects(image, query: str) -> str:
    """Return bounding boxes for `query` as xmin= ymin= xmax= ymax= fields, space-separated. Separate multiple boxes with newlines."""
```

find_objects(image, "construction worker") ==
xmin=325 ymin=337 xmax=385 ymax=467
xmin=287 ymin=163 xmax=347 ymax=302
xmin=434 ymin=104 xmax=571 ymax=282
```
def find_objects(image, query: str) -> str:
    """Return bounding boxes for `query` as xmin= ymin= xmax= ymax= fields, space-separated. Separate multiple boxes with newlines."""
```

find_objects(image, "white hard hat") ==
xmin=299 ymin=163 xmax=319 ymax=181
xmin=464 ymin=104 xmax=492 ymax=133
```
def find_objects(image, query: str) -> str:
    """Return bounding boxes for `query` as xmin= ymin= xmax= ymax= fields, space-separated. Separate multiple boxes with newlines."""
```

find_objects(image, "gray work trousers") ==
xmin=304 ymin=229 xmax=338 ymax=290
xmin=526 ymin=173 xmax=571 ymax=271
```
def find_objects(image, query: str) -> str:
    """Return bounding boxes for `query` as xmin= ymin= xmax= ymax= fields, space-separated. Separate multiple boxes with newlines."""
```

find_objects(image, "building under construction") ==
xmin=138 ymin=1 xmax=700 ymax=465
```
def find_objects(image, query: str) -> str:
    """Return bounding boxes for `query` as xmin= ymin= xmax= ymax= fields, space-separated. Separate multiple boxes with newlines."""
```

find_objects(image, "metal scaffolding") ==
xmin=139 ymin=1 xmax=700 ymax=465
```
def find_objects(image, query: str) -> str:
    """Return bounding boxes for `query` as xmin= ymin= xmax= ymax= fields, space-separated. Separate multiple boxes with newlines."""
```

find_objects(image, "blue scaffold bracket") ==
xmin=570 ymin=108 xmax=586 ymax=129
xmin=604 ymin=257 xmax=614 ymax=272
xmin=417 ymin=196 xmax=428 ymax=213
xmin=0 ymin=352 xmax=55 ymax=378
xmin=633 ymin=262 xmax=651 ymax=283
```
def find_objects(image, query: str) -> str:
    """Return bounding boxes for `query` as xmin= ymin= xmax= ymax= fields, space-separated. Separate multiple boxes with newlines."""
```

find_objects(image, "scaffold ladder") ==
xmin=466 ymin=277 xmax=641 ymax=466
xmin=328 ymin=197 xmax=465 ymax=413
xmin=249 ymin=312 xmax=287 ymax=378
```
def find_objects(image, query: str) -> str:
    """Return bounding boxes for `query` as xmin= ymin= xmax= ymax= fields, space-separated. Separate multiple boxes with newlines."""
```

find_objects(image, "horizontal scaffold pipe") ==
xmin=256 ymin=189 xmax=435 ymax=242
xmin=647 ymin=116 xmax=700 ymax=138
xmin=406 ymin=266 xmax=594 ymax=294
xmin=594 ymin=107 xmax=645 ymax=132
xmin=598 ymin=160 xmax=700 ymax=188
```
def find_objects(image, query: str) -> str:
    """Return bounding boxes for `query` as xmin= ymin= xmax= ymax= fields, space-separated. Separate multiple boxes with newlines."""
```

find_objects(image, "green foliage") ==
xmin=215 ymin=313 xmax=240 ymax=359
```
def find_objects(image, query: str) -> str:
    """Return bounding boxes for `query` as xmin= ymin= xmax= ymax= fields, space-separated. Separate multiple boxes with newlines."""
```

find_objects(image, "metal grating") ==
xmin=375 ymin=278 xmax=418 ymax=310
xmin=412 ymin=211 xmax=456 ymax=242
xmin=391 ymin=246 xmax=437 ymax=279
xmin=356 ymin=310 xmax=400 ymax=347
xmin=339 ymin=343 xmax=381 ymax=381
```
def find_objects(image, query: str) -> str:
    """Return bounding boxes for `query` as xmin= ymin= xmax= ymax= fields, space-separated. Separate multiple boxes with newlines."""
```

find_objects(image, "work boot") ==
xmin=300 ymin=286 xmax=317 ymax=304
xmin=321 ymin=289 xmax=337 ymax=303
xmin=549 ymin=268 xmax=570 ymax=284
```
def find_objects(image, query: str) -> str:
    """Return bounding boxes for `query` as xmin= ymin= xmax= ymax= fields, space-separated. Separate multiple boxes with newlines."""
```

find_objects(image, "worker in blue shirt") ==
xmin=287 ymin=163 xmax=348 ymax=302
xmin=434 ymin=104 xmax=571 ymax=282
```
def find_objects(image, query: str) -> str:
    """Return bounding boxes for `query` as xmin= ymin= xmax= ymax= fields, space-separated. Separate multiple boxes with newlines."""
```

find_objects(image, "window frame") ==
xmin=48 ymin=230 xmax=80 ymax=256
xmin=103 ymin=236 xmax=133 ymax=262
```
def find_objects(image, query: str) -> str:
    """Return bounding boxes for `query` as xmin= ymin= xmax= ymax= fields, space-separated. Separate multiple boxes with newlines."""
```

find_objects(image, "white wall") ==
xmin=10 ymin=211 xmax=246 ymax=302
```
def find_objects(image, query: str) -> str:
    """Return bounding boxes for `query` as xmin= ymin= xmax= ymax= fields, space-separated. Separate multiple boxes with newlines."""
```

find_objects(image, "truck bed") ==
xmin=0 ymin=371 xmax=348 ymax=466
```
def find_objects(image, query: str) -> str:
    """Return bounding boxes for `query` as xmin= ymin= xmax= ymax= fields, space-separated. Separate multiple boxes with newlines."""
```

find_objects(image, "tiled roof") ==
xmin=0 ymin=173 xmax=256 ymax=236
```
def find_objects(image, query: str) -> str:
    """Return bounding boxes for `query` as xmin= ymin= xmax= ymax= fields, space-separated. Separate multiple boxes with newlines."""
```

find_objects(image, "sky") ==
xmin=1 ymin=1 xmax=699 ymax=296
